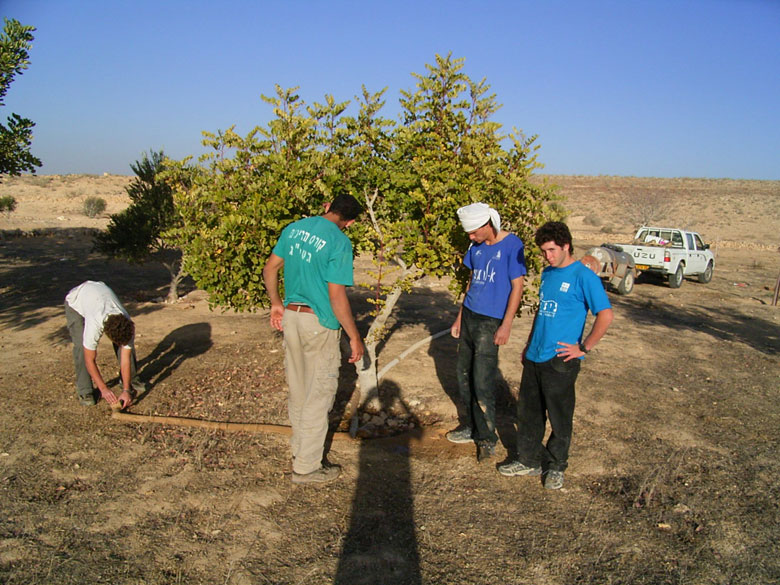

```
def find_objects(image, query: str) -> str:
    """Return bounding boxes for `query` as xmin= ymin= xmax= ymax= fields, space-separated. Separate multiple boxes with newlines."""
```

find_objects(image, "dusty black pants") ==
xmin=455 ymin=306 xmax=501 ymax=445
xmin=516 ymin=356 xmax=581 ymax=471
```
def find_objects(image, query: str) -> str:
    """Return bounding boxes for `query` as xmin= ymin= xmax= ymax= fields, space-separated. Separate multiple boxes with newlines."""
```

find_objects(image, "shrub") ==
xmin=0 ymin=195 xmax=17 ymax=215
xmin=583 ymin=213 xmax=603 ymax=226
xmin=83 ymin=196 xmax=106 ymax=218
xmin=93 ymin=149 xmax=186 ymax=303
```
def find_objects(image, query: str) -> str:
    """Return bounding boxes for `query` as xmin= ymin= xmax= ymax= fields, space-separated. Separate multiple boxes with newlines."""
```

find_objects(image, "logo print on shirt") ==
xmin=472 ymin=249 xmax=503 ymax=286
xmin=473 ymin=259 xmax=496 ymax=284
xmin=560 ymin=282 xmax=570 ymax=293
xmin=286 ymin=228 xmax=328 ymax=264
xmin=539 ymin=298 xmax=558 ymax=317
xmin=538 ymin=290 xmax=558 ymax=317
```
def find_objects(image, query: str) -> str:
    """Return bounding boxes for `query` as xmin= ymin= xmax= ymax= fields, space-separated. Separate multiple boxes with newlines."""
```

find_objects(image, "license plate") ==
xmin=635 ymin=264 xmax=649 ymax=270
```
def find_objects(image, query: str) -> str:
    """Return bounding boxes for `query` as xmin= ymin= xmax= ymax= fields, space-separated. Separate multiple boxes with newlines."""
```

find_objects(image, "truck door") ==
xmin=686 ymin=232 xmax=706 ymax=274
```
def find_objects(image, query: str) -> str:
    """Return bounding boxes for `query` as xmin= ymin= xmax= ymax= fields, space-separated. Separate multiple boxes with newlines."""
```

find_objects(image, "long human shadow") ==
xmin=334 ymin=381 xmax=421 ymax=585
xmin=132 ymin=323 xmax=213 ymax=402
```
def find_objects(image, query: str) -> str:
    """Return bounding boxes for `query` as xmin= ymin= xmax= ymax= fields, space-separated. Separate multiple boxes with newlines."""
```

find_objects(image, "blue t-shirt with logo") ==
xmin=526 ymin=260 xmax=611 ymax=362
xmin=272 ymin=215 xmax=354 ymax=330
xmin=463 ymin=233 xmax=527 ymax=320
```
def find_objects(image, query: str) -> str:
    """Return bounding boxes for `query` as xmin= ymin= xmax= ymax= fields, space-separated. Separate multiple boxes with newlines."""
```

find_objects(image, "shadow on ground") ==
xmin=0 ymin=230 xmax=196 ymax=331
xmin=613 ymin=294 xmax=779 ymax=355
xmin=133 ymin=322 xmax=214 ymax=402
xmin=334 ymin=381 xmax=422 ymax=585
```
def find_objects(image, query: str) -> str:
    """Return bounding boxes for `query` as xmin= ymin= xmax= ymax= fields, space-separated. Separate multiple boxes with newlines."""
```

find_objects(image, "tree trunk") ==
xmin=355 ymin=279 xmax=407 ymax=410
xmin=356 ymin=341 xmax=380 ymax=411
xmin=163 ymin=258 xmax=186 ymax=303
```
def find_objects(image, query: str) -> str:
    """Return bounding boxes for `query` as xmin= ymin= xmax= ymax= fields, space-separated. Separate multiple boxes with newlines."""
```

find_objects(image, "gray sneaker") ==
xmin=131 ymin=379 xmax=147 ymax=395
xmin=78 ymin=392 xmax=96 ymax=406
xmin=446 ymin=427 xmax=474 ymax=444
xmin=292 ymin=465 xmax=341 ymax=485
xmin=544 ymin=470 xmax=565 ymax=490
xmin=498 ymin=460 xmax=542 ymax=477
xmin=477 ymin=441 xmax=495 ymax=463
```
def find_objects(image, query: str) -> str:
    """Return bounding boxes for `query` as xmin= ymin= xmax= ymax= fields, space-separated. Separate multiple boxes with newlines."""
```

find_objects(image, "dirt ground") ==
xmin=0 ymin=174 xmax=778 ymax=584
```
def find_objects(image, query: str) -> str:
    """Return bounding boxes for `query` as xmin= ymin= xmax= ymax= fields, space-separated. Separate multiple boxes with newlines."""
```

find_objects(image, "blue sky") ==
xmin=3 ymin=0 xmax=778 ymax=179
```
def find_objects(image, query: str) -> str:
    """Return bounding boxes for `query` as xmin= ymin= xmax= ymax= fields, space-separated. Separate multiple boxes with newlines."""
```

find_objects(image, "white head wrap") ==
xmin=457 ymin=202 xmax=501 ymax=233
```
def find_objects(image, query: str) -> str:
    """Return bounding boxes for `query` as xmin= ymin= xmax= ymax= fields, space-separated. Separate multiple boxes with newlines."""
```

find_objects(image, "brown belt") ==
xmin=285 ymin=304 xmax=314 ymax=314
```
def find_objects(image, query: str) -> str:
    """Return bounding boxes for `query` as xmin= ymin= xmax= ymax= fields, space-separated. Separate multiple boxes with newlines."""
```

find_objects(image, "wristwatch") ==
xmin=578 ymin=342 xmax=589 ymax=354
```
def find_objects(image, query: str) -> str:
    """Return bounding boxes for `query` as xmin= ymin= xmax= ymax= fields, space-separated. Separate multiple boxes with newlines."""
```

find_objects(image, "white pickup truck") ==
xmin=614 ymin=227 xmax=715 ymax=288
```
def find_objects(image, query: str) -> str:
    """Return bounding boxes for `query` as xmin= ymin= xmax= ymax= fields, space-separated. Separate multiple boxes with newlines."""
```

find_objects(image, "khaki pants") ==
xmin=282 ymin=310 xmax=341 ymax=474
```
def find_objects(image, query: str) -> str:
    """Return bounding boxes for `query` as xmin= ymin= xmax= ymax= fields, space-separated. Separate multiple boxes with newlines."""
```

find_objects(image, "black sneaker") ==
xmin=477 ymin=441 xmax=495 ymax=463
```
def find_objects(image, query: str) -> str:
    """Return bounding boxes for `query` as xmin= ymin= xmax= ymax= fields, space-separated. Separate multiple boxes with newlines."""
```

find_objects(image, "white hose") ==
xmin=377 ymin=328 xmax=450 ymax=381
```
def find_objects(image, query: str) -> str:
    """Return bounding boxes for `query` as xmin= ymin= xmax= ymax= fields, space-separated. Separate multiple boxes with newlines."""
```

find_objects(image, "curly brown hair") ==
xmin=534 ymin=221 xmax=574 ymax=254
xmin=104 ymin=313 xmax=135 ymax=346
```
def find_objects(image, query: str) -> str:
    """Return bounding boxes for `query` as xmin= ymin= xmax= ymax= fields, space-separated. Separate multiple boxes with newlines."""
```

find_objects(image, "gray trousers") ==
xmin=64 ymin=303 xmax=140 ymax=397
xmin=282 ymin=309 xmax=341 ymax=475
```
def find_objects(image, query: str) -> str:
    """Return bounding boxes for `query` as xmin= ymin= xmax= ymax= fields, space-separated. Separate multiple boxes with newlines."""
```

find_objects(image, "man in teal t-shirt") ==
xmin=263 ymin=194 xmax=364 ymax=485
xmin=499 ymin=222 xmax=613 ymax=490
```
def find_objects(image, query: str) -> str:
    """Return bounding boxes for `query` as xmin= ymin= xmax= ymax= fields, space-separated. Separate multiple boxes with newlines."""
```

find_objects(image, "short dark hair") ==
xmin=104 ymin=314 xmax=135 ymax=346
xmin=535 ymin=221 xmax=574 ymax=254
xmin=328 ymin=193 xmax=362 ymax=221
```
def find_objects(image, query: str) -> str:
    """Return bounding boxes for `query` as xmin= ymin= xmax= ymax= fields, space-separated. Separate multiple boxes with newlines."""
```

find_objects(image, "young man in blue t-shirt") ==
xmin=499 ymin=221 xmax=613 ymax=489
xmin=447 ymin=203 xmax=527 ymax=462
xmin=263 ymin=194 xmax=364 ymax=485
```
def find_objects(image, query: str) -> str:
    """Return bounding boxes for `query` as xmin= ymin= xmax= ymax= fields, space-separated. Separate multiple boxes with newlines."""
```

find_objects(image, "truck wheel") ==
xmin=617 ymin=269 xmax=635 ymax=295
xmin=698 ymin=261 xmax=713 ymax=284
xmin=668 ymin=263 xmax=684 ymax=288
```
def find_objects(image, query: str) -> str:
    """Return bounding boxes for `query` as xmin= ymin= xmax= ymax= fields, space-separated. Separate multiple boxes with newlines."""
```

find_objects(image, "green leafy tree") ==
xmin=163 ymin=86 xmax=350 ymax=309
xmin=0 ymin=18 xmax=41 ymax=180
xmin=166 ymin=55 xmax=562 ymax=409
xmin=94 ymin=150 xmax=185 ymax=302
xmin=344 ymin=54 xmax=561 ymax=403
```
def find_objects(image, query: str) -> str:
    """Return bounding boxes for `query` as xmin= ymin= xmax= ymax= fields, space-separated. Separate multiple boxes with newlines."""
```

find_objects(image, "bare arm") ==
xmin=117 ymin=346 xmax=134 ymax=408
xmin=556 ymin=308 xmax=614 ymax=362
xmin=494 ymin=276 xmax=524 ymax=346
xmin=83 ymin=347 xmax=119 ymax=405
xmin=262 ymin=253 xmax=285 ymax=332
xmin=328 ymin=282 xmax=364 ymax=364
